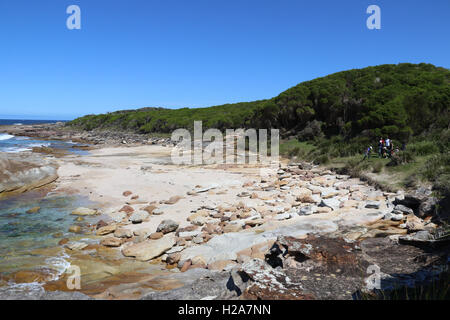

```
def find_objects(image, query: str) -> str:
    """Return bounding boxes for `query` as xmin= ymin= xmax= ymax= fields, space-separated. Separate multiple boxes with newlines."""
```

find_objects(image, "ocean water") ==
xmin=0 ymin=119 xmax=95 ymax=290
xmin=0 ymin=119 xmax=67 ymax=126
xmin=0 ymin=191 xmax=98 ymax=282
xmin=0 ymin=133 xmax=89 ymax=155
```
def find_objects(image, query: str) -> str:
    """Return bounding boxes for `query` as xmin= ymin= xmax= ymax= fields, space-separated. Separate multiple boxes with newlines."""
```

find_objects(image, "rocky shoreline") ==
xmin=0 ymin=123 xmax=448 ymax=300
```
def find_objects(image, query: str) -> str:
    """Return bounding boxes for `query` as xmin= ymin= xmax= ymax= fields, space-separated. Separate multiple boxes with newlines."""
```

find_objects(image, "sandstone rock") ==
xmin=365 ymin=201 xmax=381 ymax=209
xmin=142 ymin=205 xmax=157 ymax=215
xmin=157 ymin=220 xmax=179 ymax=234
xmin=68 ymin=225 xmax=82 ymax=233
xmin=319 ymin=198 xmax=341 ymax=211
xmin=129 ymin=211 xmax=149 ymax=224
xmin=187 ymin=209 xmax=210 ymax=222
xmin=65 ymin=241 xmax=88 ymax=251
xmin=150 ymin=232 xmax=164 ymax=240
xmin=122 ymin=191 xmax=132 ymax=197
xmin=394 ymin=205 xmax=413 ymax=215
xmin=153 ymin=205 xmax=169 ymax=215
xmin=26 ymin=207 xmax=40 ymax=214
xmin=179 ymin=230 xmax=202 ymax=238
xmin=223 ymin=223 xmax=243 ymax=233
xmin=71 ymin=207 xmax=97 ymax=216
xmin=95 ymin=220 xmax=108 ymax=229
xmin=384 ymin=212 xmax=404 ymax=222
xmin=96 ymin=224 xmax=117 ymax=236
xmin=193 ymin=235 xmax=204 ymax=244
xmin=405 ymin=214 xmax=425 ymax=232
xmin=101 ymin=237 xmax=123 ymax=247
xmin=164 ymin=195 xmax=183 ymax=205
xmin=122 ymin=235 xmax=176 ymax=261
xmin=114 ymin=228 xmax=133 ymax=238
xmin=166 ymin=253 xmax=181 ymax=265
xmin=119 ymin=205 xmax=134 ymax=214
xmin=207 ymin=260 xmax=237 ymax=271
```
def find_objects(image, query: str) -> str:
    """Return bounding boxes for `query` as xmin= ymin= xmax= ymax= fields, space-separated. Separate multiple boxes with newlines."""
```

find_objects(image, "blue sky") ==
xmin=0 ymin=0 xmax=449 ymax=120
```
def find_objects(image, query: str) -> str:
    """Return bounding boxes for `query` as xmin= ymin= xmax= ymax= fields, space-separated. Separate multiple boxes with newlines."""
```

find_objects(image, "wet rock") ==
xmin=26 ymin=207 xmax=40 ymax=214
xmin=68 ymin=225 xmax=82 ymax=233
xmin=71 ymin=207 xmax=97 ymax=216
xmin=95 ymin=220 xmax=108 ymax=229
xmin=65 ymin=241 xmax=88 ymax=251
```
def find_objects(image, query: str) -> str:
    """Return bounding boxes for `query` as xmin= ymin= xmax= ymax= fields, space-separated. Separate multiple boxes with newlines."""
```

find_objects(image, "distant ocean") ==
xmin=0 ymin=119 xmax=67 ymax=126
xmin=0 ymin=119 xmax=86 ymax=154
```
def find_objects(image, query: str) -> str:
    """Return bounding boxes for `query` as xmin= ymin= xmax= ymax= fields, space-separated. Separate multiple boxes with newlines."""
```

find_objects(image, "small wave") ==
xmin=0 ymin=134 xmax=14 ymax=141
xmin=13 ymin=123 xmax=23 ymax=125
xmin=0 ymin=281 xmax=45 ymax=297
xmin=44 ymin=252 xmax=71 ymax=281
xmin=0 ymin=147 xmax=31 ymax=153
xmin=28 ymin=142 xmax=51 ymax=148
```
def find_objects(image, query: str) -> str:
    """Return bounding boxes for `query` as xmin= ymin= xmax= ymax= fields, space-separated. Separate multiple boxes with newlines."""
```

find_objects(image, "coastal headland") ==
xmin=0 ymin=123 xmax=448 ymax=300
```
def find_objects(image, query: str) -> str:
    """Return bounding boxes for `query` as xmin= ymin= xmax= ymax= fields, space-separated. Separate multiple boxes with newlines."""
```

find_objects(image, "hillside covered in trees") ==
xmin=68 ymin=63 xmax=449 ymax=143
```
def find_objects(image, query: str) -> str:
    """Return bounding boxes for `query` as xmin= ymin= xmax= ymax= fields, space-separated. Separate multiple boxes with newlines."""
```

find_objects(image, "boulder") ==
xmin=129 ymin=211 xmax=149 ymax=224
xmin=319 ymin=198 xmax=341 ymax=211
xmin=394 ymin=205 xmax=413 ymax=215
xmin=101 ymin=237 xmax=123 ymax=247
xmin=71 ymin=207 xmax=97 ymax=216
xmin=365 ymin=201 xmax=381 ymax=209
xmin=114 ymin=228 xmax=133 ymax=238
xmin=122 ymin=234 xmax=176 ymax=261
xmin=156 ymin=220 xmax=179 ymax=234
xmin=96 ymin=224 xmax=117 ymax=236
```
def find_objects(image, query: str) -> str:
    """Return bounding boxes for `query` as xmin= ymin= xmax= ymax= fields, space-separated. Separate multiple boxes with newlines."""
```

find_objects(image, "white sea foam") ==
xmin=0 ymin=134 xmax=14 ymax=141
xmin=44 ymin=252 xmax=71 ymax=281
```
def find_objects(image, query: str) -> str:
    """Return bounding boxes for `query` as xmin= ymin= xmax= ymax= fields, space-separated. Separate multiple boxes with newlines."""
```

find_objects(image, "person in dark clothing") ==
xmin=401 ymin=142 xmax=406 ymax=151
xmin=363 ymin=146 xmax=373 ymax=160
xmin=378 ymin=138 xmax=384 ymax=158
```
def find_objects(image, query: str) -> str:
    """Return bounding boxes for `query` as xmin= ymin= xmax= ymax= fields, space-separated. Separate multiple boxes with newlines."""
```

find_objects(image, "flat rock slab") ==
xmin=122 ymin=234 xmax=176 ymax=261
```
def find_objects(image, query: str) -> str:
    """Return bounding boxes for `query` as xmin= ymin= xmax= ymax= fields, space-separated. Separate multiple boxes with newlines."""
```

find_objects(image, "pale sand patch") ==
xmin=53 ymin=144 xmax=266 ymax=232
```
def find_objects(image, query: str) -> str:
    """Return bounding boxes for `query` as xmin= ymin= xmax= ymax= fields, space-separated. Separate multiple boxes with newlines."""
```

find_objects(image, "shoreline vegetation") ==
xmin=0 ymin=63 xmax=448 ymax=300
xmin=67 ymin=63 xmax=449 ymax=210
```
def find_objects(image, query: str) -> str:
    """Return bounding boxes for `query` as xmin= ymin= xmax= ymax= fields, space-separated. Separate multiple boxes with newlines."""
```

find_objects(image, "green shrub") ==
xmin=388 ymin=150 xmax=415 ymax=166
xmin=408 ymin=141 xmax=440 ymax=156
xmin=372 ymin=161 xmax=384 ymax=173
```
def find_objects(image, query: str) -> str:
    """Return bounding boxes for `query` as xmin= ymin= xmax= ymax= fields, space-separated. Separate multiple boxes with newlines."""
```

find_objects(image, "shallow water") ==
xmin=0 ymin=191 xmax=97 ymax=278
xmin=0 ymin=133 xmax=88 ymax=155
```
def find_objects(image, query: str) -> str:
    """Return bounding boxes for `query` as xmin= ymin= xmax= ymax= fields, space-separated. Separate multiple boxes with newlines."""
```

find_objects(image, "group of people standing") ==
xmin=363 ymin=137 xmax=403 ymax=160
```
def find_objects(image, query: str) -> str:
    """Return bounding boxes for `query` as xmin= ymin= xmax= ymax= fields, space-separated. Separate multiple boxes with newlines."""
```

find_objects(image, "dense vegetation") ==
xmin=69 ymin=63 xmax=449 ymax=141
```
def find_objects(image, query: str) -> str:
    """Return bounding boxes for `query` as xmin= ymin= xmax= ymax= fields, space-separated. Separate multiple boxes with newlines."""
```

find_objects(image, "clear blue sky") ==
xmin=0 ymin=0 xmax=449 ymax=120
